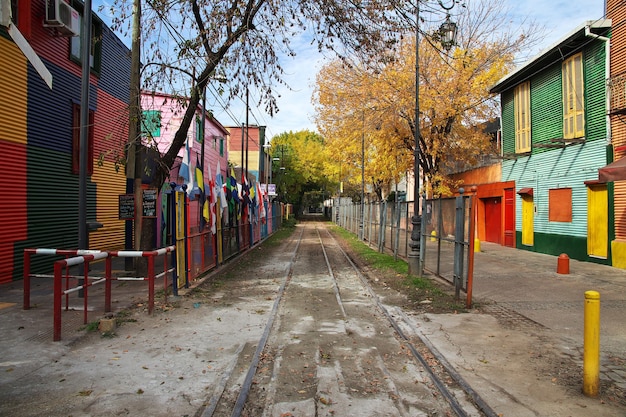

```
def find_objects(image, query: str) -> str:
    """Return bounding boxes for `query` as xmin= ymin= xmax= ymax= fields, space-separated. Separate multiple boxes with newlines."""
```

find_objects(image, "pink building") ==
xmin=141 ymin=91 xmax=229 ymax=185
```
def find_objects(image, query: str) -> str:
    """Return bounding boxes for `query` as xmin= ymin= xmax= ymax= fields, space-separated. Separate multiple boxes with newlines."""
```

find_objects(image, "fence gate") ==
xmin=422 ymin=189 xmax=475 ymax=302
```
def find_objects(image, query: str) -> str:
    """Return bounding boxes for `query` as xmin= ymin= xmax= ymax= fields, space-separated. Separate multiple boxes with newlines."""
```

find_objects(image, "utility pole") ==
xmin=127 ymin=0 xmax=142 ymax=254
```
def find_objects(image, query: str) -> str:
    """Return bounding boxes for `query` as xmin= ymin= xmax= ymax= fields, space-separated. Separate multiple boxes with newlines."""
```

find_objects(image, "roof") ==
xmin=489 ymin=19 xmax=611 ymax=94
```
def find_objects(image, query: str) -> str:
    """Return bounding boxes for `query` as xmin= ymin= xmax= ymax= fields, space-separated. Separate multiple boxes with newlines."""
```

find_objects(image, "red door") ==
xmin=484 ymin=197 xmax=502 ymax=244
xmin=504 ymin=188 xmax=515 ymax=247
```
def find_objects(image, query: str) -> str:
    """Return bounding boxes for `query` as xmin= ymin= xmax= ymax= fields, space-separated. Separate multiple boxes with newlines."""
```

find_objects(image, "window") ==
xmin=195 ymin=116 xmax=202 ymax=143
xmin=219 ymin=137 xmax=224 ymax=156
xmin=72 ymin=103 xmax=94 ymax=175
xmin=514 ymin=81 xmax=531 ymax=153
xmin=142 ymin=110 xmax=161 ymax=138
xmin=562 ymin=53 xmax=585 ymax=139
xmin=549 ymin=188 xmax=572 ymax=222
xmin=70 ymin=5 xmax=102 ymax=74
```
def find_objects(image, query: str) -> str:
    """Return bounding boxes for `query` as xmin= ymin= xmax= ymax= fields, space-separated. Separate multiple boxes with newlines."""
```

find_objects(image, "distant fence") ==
xmin=331 ymin=189 xmax=475 ymax=306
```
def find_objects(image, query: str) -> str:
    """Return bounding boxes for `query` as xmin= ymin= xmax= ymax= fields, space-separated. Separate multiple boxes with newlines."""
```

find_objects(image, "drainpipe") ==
xmin=585 ymin=24 xmax=611 ymax=144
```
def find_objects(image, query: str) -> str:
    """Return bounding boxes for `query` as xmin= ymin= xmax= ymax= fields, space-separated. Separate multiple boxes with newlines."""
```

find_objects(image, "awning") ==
xmin=517 ymin=188 xmax=533 ymax=196
xmin=599 ymin=157 xmax=626 ymax=182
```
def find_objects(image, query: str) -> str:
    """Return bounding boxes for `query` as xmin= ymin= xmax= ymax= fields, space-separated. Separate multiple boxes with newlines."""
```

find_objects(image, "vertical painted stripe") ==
xmin=0 ymin=37 xmax=28 ymax=144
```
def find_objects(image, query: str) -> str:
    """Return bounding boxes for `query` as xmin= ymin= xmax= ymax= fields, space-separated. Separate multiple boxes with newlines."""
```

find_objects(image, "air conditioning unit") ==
xmin=44 ymin=0 xmax=80 ymax=37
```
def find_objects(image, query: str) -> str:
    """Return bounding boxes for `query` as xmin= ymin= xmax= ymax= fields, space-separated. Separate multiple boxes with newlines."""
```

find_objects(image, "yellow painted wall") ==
xmin=0 ymin=37 xmax=27 ymax=144
xmin=611 ymin=240 xmax=626 ymax=269
xmin=89 ymin=160 xmax=127 ymax=250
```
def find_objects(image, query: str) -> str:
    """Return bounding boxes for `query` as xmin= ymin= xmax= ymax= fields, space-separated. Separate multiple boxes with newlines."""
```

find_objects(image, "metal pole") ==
xmin=360 ymin=111 xmax=365 ymax=240
xmin=408 ymin=1 xmax=422 ymax=276
xmin=78 ymin=0 xmax=93 ymax=250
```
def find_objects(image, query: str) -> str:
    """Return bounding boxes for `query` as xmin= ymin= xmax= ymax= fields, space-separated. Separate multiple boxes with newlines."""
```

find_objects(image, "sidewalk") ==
xmin=415 ymin=241 xmax=626 ymax=414
xmin=472 ymin=242 xmax=626 ymax=362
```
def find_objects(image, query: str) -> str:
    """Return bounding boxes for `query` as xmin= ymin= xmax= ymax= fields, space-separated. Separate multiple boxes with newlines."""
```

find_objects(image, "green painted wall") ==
xmin=516 ymin=231 xmax=611 ymax=266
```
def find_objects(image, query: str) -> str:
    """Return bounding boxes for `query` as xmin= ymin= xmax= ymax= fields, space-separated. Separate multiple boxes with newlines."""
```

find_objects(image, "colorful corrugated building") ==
xmin=0 ymin=0 xmax=131 ymax=283
xmin=490 ymin=20 xmax=612 ymax=264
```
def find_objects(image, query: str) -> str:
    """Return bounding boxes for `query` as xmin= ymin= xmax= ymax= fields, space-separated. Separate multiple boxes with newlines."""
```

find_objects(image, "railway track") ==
xmin=200 ymin=221 xmax=496 ymax=417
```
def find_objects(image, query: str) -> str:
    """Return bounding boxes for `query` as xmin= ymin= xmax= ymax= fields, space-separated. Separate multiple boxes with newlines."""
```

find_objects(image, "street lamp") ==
xmin=438 ymin=15 xmax=458 ymax=52
xmin=408 ymin=2 xmax=457 ymax=277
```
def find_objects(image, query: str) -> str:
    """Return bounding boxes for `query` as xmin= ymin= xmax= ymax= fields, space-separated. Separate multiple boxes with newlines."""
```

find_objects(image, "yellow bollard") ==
xmin=474 ymin=238 xmax=481 ymax=253
xmin=430 ymin=230 xmax=437 ymax=242
xmin=583 ymin=290 xmax=600 ymax=397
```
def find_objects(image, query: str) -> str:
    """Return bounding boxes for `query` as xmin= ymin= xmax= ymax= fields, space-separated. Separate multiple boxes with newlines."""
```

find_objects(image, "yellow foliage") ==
xmin=314 ymin=31 xmax=513 ymax=197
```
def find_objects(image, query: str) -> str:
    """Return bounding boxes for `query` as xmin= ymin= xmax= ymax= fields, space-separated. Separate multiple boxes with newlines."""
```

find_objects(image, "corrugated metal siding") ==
xmin=530 ymin=65 xmax=561 ymax=153
xmin=27 ymin=61 xmax=97 ymax=152
xmin=501 ymin=91 xmax=515 ymax=155
xmin=585 ymin=40 xmax=607 ymax=142
xmin=608 ymin=0 xmax=626 ymax=242
xmin=13 ymin=147 xmax=80 ymax=278
xmin=0 ymin=37 xmax=29 ymax=282
xmin=503 ymin=140 xmax=606 ymax=241
xmin=90 ymin=160 xmax=126 ymax=250
xmin=28 ymin=0 xmax=83 ymax=79
xmin=93 ymin=90 xmax=128 ymax=162
xmin=0 ymin=38 xmax=28 ymax=144
xmin=608 ymin=0 xmax=626 ymax=77
xmin=97 ymin=26 xmax=131 ymax=103
xmin=91 ymin=82 xmax=128 ymax=251
xmin=615 ymin=181 xmax=626 ymax=240
xmin=0 ymin=141 xmax=28 ymax=283
xmin=611 ymin=116 xmax=626 ymax=149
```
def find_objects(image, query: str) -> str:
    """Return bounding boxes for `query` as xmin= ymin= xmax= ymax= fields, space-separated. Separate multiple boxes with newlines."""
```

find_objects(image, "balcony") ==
xmin=608 ymin=74 xmax=626 ymax=115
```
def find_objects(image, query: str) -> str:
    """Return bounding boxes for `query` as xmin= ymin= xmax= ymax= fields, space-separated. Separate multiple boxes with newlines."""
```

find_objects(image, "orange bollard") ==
xmin=557 ymin=253 xmax=569 ymax=274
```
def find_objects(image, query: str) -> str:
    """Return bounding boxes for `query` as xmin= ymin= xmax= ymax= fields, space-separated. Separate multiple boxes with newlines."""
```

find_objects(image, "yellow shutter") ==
xmin=515 ymin=82 xmax=531 ymax=152
xmin=563 ymin=53 xmax=585 ymax=139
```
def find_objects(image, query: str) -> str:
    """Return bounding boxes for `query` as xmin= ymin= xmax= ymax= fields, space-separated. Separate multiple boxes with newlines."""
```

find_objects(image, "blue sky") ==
xmin=95 ymin=0 xmax=606 ymax=141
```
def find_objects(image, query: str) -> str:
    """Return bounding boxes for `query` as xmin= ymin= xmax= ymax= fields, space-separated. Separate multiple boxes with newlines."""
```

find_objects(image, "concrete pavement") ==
xmin=472 ymin=242 xmax=626 ymax=381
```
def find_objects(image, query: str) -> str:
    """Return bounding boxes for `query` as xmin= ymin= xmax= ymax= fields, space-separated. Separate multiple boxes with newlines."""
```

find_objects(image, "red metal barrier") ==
xmin=105 ymin=246 xmax=176 ymax=315
xmin=25 ymin=246 xmax=175 ymax=341
xmin=23 ymin=248 xmax=103 ymax=310
xmin=53 ymin=252 xmax=109 ymax=341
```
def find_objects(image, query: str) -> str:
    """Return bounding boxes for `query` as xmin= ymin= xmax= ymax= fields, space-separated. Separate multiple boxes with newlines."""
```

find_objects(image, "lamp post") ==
xmin=360 ymin=111 xmax=365 ymax=240
xmin=408 ymin=2 xmax=457 ymax=277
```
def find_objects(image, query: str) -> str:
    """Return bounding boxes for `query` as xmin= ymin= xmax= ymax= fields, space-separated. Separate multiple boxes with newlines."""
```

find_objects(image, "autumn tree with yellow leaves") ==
xmin=314 ymin=0 xmax=543 ymax=199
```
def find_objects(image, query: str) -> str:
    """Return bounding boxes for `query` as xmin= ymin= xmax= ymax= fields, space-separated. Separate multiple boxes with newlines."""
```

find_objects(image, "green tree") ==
xmin=269 ymin=130 xmax=335 ymax=213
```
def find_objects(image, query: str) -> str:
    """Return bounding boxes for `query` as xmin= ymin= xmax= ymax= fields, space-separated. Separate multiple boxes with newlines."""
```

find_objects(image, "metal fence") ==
xmin=331 ymin=190 xmax=475 ymax=302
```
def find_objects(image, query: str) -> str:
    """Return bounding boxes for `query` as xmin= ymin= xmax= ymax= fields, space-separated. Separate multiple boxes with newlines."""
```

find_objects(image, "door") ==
xmin=587 ymin=184 xmax=608 ymax=258
xmin=521 ymin=194 xmax=534 ymax=246
xmin=484 ymin=197 xmax=502 ymax=244
xmin=504 ymin=188 xmax=515 ymax=247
